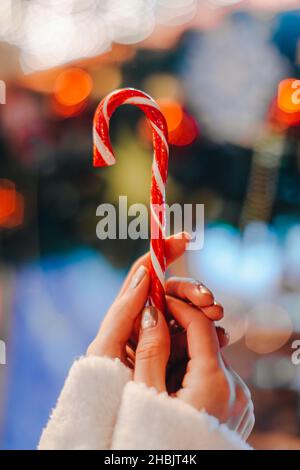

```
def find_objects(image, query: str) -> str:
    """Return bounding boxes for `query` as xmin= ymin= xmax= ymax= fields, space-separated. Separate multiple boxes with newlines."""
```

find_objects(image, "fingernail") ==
xmin=131 ymin=266 xmax=147 ymax=288
xmin=141 ymin=306 xmax=158 ymax=329
xmin=194 ymin=282 xmax=212 ymax=297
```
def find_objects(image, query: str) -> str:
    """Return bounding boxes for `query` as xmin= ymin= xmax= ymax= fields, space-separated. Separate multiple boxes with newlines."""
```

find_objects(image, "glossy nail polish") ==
xmin=141 ymin=306 xmax=158 ymax=329
xmin=130 ymin=266 xmax=147 ymax=288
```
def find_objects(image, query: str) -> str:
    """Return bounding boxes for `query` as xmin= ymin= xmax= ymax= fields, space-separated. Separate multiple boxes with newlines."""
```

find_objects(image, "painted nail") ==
xmin=130 ymin=266 xmax=147 ymax=288
xmin=141 ymin=306 xmax=158 ymax=329
xmin=193 ymin=282 xmax=212 ymax=297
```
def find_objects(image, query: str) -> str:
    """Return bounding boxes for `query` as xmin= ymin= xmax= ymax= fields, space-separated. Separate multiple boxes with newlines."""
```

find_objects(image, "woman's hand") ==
xmin=86 ymin=233 xmax=190 ymax=363
xmin=133 ymin=278 xmax=254 ymax=440
xmin=86 ymin=232 xmax=223 ymax=364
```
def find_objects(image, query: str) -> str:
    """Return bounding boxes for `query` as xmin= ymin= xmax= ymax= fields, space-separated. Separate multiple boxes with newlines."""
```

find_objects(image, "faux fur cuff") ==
xmin=38 ymin=356 xmax=131 ymax=450
xmin=112 ymin=381 xmax=252 ymax=450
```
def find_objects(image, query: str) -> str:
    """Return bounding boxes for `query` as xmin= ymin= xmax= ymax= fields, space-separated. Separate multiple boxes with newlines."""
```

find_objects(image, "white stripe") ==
xmin=151 ymin=203 xmax=164 ymax=234
xmin=151 ymin=121 xmax=169 ymax=153
xmin=150 ymin=244 xmax=165 ymax=288
xmin=102 ymin=90 xmax=120 ymax=124
xmin=123 ymin=97 xmax=160 ymax=109
xmin=93 ymin=127 xmax=116 ymax=166
xmin=152 ymin=158 xmax=165 ymax=200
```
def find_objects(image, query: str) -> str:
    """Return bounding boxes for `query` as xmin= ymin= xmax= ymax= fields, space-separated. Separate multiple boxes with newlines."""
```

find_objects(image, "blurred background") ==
xmin=1 ymin=0 xmax=300 ymax=450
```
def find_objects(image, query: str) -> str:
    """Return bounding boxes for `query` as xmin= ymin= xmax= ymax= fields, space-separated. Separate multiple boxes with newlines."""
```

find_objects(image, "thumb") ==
xmin=134 ymin=307 xmax=170 ymax=392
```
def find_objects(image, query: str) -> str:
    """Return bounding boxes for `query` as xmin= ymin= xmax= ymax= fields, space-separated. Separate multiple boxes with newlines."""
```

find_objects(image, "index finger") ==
xmin=117 ymin=232 xmax=191 ymax=298
xmin=166 ymin=295 xmax=220 ymax=363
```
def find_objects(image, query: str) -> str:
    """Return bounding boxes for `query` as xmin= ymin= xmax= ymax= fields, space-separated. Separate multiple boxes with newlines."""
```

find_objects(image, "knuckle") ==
xmin=136 ymin=337 xmax=168 ymax=361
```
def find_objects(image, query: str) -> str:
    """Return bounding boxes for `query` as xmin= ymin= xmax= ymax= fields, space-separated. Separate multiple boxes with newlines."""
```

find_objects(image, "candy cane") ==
xmin=93 ymin=88 xmax=169 ymax=314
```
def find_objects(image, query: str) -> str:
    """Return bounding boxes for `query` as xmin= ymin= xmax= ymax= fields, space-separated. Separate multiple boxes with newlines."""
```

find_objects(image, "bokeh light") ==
xmin=54 ymin=68 xmax=93 ymax=106
xmin=183 ymin=16 xmax=288 ymax=146
xmin=157 ymin=98 xmax=183 ymax=132
xmin=268 ymin=96 xmax=300 ymax=129
xmin=245 ymin=303 xmax=293 ymax=354
xmin=168 ymin=112 xmax=199 ymax=146
xmin=277 ymin=78 xmax=300 ymax=113
xmin=0 ymin=180 xmax=16 ymax=223
xmin=0 ymin=179 xmax=24 ymax=228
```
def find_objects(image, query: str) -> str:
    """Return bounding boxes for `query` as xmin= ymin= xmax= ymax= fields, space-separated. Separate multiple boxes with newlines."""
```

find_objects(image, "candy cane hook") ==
xmin=93 ymin=88 xmax=169 ymax=314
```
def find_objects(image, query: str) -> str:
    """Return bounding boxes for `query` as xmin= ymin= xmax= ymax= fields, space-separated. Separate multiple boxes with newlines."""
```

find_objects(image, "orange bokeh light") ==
xmin=54 ymin=68 xmax=93 ymax=107
xmin=169 ymin=113 xmax=199 ymax=146
xmin=157 ymin=99 xmax=183 ymax=133
xmin=138 ymin=109 xmax=199 ymax=148
xmin=0 ymin=180 xmax=24 ymax=228
xmin=268 ymin=97 xmax=300 ymax=130
xmin=277 ymin=78 xmax=300 ymax=114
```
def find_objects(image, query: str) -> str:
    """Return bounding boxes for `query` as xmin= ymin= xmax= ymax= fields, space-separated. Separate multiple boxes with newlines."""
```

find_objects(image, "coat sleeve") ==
xmin=38 ymin=356 xmax=132 ymax=450
xmin=111 ymin=381 xmax=252 ymax=450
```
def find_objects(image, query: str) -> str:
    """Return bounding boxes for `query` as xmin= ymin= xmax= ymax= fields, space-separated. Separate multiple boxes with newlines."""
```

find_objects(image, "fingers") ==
xmin=166 ymin=296 xmax=220 ymax=363
xmin=87 ymin=265 xmax=150 ymax=360
xmin=118 ymin=232 xmax=190 ymax=298
xmin=166 ymin=277 xmax=224 ymax=321
xmin=166 ymin=277 xmax=214 ymax=307
xmin=134 ymin=307 xmax=170 ymax=392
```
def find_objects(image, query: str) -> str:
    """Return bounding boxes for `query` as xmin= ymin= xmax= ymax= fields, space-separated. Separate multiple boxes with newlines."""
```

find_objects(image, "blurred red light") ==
xmin=268 ymin=96 xmax=300 ymax=130
xmin=138 ymin=110 xmax=199 ymax=147
xmin=169 ymin=113 xmax=199 ymax=146
xmin=0 ymin=180 xmax=24 ymax=228
xmin=157 ymin=99 xmax=183 ymax=132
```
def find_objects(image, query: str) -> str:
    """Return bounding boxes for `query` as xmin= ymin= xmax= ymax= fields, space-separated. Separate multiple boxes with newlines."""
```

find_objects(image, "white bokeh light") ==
xmin=0 ymin=0 xmax=297 ymax=72
xmin=183 ymin=16 xmax=289 ymax=145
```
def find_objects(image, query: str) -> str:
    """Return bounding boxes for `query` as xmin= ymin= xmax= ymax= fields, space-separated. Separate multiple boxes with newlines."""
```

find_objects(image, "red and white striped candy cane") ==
xmin=93 ymin=88 xmax=169 ymax=314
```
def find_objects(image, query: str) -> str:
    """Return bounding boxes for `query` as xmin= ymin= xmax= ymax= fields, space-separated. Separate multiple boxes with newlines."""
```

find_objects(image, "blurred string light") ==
xmin=183 ymin=16 xmax=289 ymax=146
xmin=0 ymin=179 xmax=24 ymax=229
xmin=240 ymin=131 xmax=285 ymax=227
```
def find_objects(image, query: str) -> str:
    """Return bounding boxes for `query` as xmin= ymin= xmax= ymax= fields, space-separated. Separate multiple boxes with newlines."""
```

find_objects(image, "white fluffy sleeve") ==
xmin=38 ymin=356 xmax=132 ymax=450
xmin=112 ymin=382 xmax=252 ymax=450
